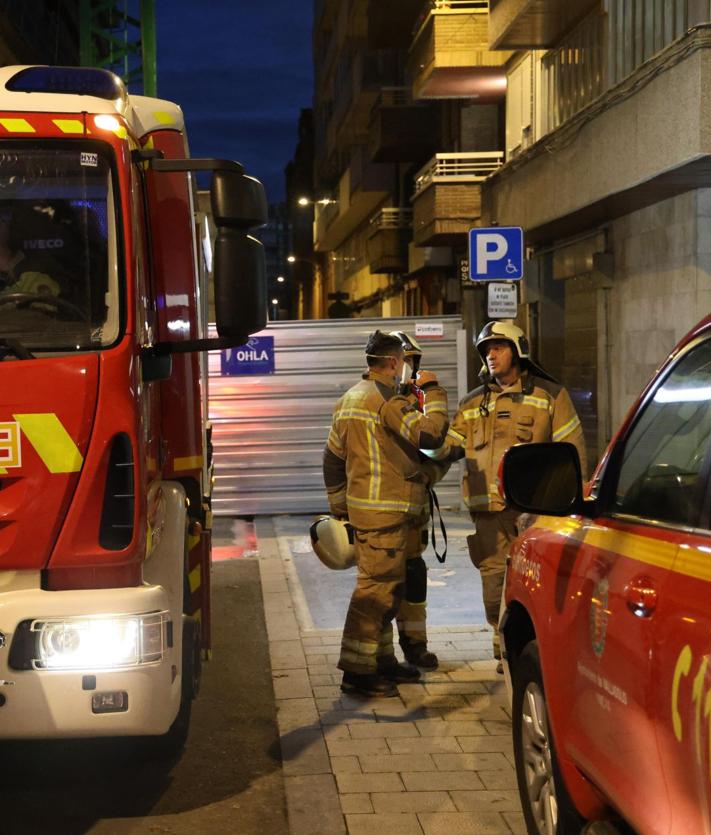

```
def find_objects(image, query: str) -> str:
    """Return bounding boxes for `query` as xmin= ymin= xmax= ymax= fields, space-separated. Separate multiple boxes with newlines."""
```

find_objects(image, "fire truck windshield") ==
xmin=0 ymin=142 xmax=120 ymax=354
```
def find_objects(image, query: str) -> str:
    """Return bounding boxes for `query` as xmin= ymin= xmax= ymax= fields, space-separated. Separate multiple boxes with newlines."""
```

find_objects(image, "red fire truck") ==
xmin=501 ymin=315 xmax=711 ymax=834
xmin=0 ymin=65 xmax=266 ymax=751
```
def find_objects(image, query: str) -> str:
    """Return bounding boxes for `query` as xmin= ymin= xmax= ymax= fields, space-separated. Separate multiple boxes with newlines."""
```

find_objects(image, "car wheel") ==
xmin=512 ymin=640 xmax=585 ymax=835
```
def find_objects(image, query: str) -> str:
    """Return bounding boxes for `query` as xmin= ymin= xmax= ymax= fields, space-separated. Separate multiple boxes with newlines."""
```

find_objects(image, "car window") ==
xmin=613 ymin=338 xmax=711 ymax=528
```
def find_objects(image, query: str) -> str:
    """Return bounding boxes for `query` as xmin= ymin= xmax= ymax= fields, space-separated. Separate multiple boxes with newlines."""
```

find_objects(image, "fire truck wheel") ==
xmin=512 ymin=640 xmax=585 ymax=835
xmin=143 ymin=616 xmax=201 ymax=760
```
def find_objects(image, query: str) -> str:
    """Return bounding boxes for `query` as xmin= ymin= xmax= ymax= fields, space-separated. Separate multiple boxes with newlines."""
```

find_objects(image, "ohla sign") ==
xmin=221 ymin=335 xmax=275 ymax=375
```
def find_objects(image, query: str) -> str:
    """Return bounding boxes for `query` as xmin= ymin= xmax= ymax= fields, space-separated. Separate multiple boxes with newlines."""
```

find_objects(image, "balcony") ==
xmin=412 ymin=151 xmax=503 ymax=245
xmin=314 ymin=146 xmax=396 ymax=252
xmin=488 ymin=0 xmax=599 ymax=49
xmin=408 ymin=1 xmax=511 ymax=100
xmin=367 ymin=208 xmax=413 ymax=274
xmin=369 ymin=87 xmax=437 ymax=163
xmin=330 ymin=48 xmax=403 ymax=153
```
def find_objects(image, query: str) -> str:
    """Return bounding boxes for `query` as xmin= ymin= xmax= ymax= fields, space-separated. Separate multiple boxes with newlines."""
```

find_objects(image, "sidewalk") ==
xmin=256 ymin=516 xmax=525 ymax=835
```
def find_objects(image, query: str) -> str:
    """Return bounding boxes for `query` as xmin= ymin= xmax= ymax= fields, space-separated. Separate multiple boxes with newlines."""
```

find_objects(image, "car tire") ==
xmin=512 ymin=640 xmax=585 ymax=835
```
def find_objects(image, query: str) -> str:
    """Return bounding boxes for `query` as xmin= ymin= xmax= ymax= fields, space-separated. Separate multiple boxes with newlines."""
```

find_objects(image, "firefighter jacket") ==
xmin=323 ymin=370 xmax=449 ymax=531
xmin=442 ymin=371 xmax=587 ymax=513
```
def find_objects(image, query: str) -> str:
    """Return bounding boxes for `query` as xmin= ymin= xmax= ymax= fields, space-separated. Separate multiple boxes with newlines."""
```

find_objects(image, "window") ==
xmin=0 ymin=141 xmax=121 ymax=353
xmin=613 ymin=338 xmax=711 ymax=528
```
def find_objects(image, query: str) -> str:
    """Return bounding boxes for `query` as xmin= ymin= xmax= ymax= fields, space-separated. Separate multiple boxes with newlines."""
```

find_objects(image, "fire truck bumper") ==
xmin=0 ymin=579 xmax=182 ymax=738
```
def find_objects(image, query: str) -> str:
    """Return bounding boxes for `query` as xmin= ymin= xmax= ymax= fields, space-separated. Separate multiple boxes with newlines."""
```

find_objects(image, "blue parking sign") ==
xmin=468 ymin=227 xmax=524 ymax=281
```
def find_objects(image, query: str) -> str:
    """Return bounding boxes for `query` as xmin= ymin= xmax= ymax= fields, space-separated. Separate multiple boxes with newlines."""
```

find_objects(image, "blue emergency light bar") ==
xmin=5 ymin=67 xmax=127 ymax=103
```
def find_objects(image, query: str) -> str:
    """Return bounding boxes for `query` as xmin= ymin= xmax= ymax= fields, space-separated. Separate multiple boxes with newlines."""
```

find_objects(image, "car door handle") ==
xmin=624 ymin=575 xmax=658 ymax=618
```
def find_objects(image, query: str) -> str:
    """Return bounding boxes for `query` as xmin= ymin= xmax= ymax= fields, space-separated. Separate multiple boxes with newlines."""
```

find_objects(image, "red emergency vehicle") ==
xmin=501 ymin=314 xmax=711 ymax=834
xmin=0 ymin=65 xmax=266 ymax=751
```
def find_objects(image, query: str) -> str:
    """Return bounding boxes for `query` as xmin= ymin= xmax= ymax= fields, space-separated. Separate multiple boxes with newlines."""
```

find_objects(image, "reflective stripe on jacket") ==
xmin=443 ymin=371 xmax=587 ymax=513
xmin=322 ymin=370 xmax=449 ymax=531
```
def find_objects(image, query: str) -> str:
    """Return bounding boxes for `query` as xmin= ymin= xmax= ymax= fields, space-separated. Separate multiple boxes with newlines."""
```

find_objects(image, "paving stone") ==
xmin=359 ymin=753 xmax=435 ymax=773
xmin=418 ymin=811 xmax=510 ymax=834
xmin=326 ymin=737 xmax=389 ymax=757
xmin=284 ymin=773 xmax=346 ymax=835
xmin=309 ymin=674 xmax=334 ymax=687
xmin=482 ymin=721 xmax=511 ymax=735
xmin=432 ymin=753 xmax=510 ymax=772
xmin=346 ymin=812 xmax=423 ymax=835
xmin=386 ymin=736 xmax=462 ymax=754
xmin=320 ymin=710 xmax=373 ymax=725
xmin=301 ymin=636 xmax=324 ymax=647
xmin=425 ymin=683 xmax=489 ymax=696
xmin=280 ymin=725 xmax=332 ymax=776
xmin=335 ymin=772 xmax=405 ymax=793
xmin=478 ymin=770 xmax=518 ymax=790
xmin=502 ymin=811 xmax=526 ymax=834
xmin=416 ymin=720 xmax=488 ymax=737
xmin=349 ymin=722 xmax=420 ymax=739
xmin=272 ymin=668 xmax=312 ymax=700
xmin=457 ymin=736 xmax=513 ymax=754
xmin=330 ymin=755 xmax=361 ymax=774
xmin=449 ymin=791 xmax=522 ymax=813
xmin=372 ymin=792 xmax=456 ymax=814
xmin=402 ymin=772 xmax=484 ymax=792
xmin=276 ymin=698 xmax=319 ymax=733
xmin=340 ymin=794 xmax=374 ymax=814
xmin=322 ymin=724 xmax=351 ymax=740
xmin=306 ymin=654 xmax=329 ymax=667
xmin=313 ymin=685 xmax=343 ymax=699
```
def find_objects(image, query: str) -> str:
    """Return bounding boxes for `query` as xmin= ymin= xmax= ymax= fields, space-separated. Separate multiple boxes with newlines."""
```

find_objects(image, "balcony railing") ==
xmin=413 ymin=152 xmax=504 ymax=196
xmin=369 ymin=208 xmax=414 ymax=231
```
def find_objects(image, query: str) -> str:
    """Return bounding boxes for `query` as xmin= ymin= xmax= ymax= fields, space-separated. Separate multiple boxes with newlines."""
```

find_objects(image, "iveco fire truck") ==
xmin=0 ymin=65 xmax=267 ymax=751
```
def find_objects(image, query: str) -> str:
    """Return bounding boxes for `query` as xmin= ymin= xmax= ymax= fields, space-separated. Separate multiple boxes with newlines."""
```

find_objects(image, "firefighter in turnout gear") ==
xmin=389 ymin=330 xmax=448 ymax=670
xmin=440 ymin=321 xmax=587 ymax=668
xmin=323 ymin=330 xmax=449 ymax=698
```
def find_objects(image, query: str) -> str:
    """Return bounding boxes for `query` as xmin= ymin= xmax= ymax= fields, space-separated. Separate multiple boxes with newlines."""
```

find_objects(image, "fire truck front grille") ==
xmin=99 ymin=434 xmax=135 ymax=550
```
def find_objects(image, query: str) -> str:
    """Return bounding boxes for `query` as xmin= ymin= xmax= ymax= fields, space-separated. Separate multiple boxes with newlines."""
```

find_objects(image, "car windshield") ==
xmin=0 ymin=143 xmax=120 ymax=354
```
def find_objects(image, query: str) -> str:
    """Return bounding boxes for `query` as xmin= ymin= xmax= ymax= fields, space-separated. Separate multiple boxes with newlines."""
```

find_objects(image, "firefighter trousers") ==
xmin=396 ymin=526 xmax=429 ymax=651
xmin=338 ymin=521 xmax=419 ymax=675
xmin=467 ymin=510 xmax=520 ymax=660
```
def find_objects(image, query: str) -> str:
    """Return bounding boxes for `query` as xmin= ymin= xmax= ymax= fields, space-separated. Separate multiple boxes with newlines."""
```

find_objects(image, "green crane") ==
xmin=79 ymin=0 xmax=157 ymax=96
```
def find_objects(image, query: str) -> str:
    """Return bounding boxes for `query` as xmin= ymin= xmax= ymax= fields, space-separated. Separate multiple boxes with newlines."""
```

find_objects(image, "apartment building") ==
xmin=311 ymin=0 xmax=509 ymax=320
xmin=484 ymin=0 xmax=711 ymax=463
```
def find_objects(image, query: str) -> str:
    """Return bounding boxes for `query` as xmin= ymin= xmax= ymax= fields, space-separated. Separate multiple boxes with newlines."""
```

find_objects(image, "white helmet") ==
xmin=475 ymin=320 xmax=557 ymax=383
xmin=309 ymin=516 xmax=356 ymax=570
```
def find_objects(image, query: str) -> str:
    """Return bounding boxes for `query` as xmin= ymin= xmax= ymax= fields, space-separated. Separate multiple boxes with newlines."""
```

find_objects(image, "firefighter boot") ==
xmin=377 ymin=656 xmax=421 ymax=683
xmin=403 ymin=642 xmax=439 ymax=670
xmin=341 ymin=671 xmax=398 ymax=698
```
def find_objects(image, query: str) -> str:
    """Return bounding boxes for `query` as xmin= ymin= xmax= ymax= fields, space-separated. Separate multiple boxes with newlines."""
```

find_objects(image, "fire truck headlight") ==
xmin=31 ymin=612 xmax=169 ymax=670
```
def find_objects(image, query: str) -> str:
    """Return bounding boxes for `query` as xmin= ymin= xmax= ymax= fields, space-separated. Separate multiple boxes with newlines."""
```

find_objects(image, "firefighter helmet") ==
xmin=475 ymin=321 xmax=529 ymax=362
xmin=475 ymin=321 xmax=557 ymax=383
xmin=389 ymin=331 xmax=422 ymax=373
xmin=309 ymin=516 xmax=356 ymax=570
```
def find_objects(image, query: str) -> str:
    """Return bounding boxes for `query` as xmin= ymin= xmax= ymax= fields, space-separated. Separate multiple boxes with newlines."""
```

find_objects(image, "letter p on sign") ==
xmin=468 ymin=227 xmax=524 ymax=281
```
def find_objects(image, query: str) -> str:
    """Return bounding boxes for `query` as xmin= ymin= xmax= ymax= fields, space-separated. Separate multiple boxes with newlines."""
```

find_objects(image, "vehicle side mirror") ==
xmin=211 ymin=171 xmax=268 ymax=229
xmin=213 ymin=230 xmax=267 ymax=340
xmin=141 ymin=349 xmax=172 ymax=382
xmin=502 ymin=442 xmax=584 ymax=515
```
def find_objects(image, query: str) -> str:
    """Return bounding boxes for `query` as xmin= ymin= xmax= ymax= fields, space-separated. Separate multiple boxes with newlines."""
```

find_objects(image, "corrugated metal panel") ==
xmin=207 ymin=316 xmax=467 ymax=516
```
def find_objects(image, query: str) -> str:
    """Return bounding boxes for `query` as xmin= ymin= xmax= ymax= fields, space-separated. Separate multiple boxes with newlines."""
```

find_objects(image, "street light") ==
xmin=296 ymin=195 xmax=337 ymax=207
xmin=276 ymin=275 xmax=285 ymax=283
xmin=271 ymin=297 xmax=279 ymax=321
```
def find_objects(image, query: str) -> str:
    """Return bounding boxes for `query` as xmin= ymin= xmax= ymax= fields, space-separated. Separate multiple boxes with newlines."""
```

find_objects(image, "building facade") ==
xmin=310 ymin=0 xmax=509 ymax=327
xmin=484 ymin=0 xmax=711 ymax=463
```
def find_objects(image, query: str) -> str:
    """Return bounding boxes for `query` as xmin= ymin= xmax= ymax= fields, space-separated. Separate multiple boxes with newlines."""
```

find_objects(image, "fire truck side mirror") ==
xmin=211 ymin=171 xmax=268 ymax=229
xmin=213 ymin=229 xmax=267 ymax=339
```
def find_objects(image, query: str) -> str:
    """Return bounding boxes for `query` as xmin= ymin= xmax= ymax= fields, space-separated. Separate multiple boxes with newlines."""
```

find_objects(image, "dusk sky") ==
xmin=155 ymin=1 xmax=313 ymax=203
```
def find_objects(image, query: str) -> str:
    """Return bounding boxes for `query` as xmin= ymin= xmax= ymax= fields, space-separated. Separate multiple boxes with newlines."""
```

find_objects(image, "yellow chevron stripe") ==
xmin=0 ymin=118 xmax=34 ymax=133
xmin=13 ymin=413 xmax=82 ymax=474
xmin=52 ymin=119 xmax=84 ymax=134
xmin=188 ymin=565 xmax=201 ymax=594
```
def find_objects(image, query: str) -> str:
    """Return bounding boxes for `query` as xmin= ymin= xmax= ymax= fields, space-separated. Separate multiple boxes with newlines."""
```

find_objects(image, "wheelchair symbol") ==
xmin=505 ymin=259 xmax=517 ymax=275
